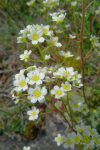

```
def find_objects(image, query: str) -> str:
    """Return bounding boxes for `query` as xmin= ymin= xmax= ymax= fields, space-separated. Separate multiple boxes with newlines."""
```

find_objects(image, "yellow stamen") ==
xmin=56 ymin=90 xmax=62 ymax=96
xmin=34 ymin=90 xmax=41 ymax=98
xmin=19 ymin=80 xmax=26 ymax=87
xmin=32 ymin=75 xmax=40 ymax=82
xmin=32 ymin=34 xmax=39 ymax=40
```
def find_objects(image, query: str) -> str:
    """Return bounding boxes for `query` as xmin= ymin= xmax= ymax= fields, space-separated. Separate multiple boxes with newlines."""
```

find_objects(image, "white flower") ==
xmin=70 ymin=101 xmax=83 ymax=112
xmin=41 ymin=25 xmax=52 ymax=36
xmin=27 ymin=70 xmax=45 ymax=85
xmin=75 ymin=124 xmax=85 ymax=133
xmin=27 ymin=0 xmax=35 ymax=6
xmin=64 ymin=132 xmax=81 ymax=149
xmin=82 ymin=135 xmax=91 ymax=145
xmin=64 ymin=135 xmax=75 ymax=149
xmin=19 ymin=50 xmax=32 ymax=62
xmin=53 ymin=67 xmax=75 ymax=80
xmin=50 ymin=11 xmax=66 ymax=23
xmin=48 ymin=37 xmax=62 ymax=47
xmin=53 ymin=67 xmax=66 ymax=78
xmin=76 ymin=56 xmax=80 ymax=60
xmin=65 ymin=24 xmax=71 ymax=29
xmin=17 ymin=36 xmax=24 ymax=43
xmin=19 ymin=25 xmax=32 ymax=36
xmin=90 ymin=35 xmax=100 ymax=48
xmin=73 ymin=79 xmax=83 ymax=88
xmin=81 ymin=104 xmax=89 ymax=115
xmin=89 ymin=128 xmax=99 ymax=138
xmin=13 ymin=73 xmax=28 ymax=91
xmin=27 ymin=107 xmax=39 ymax=121
xmin=71 ymin=132 xmax=81 ymax=144
xmin=44 ymin=54 xmax=51 ymax=60
xmin=28 ymin=86 xmax=47 ymax=103
xmin=71 ymin=1 xmax=77 ymax=7
xmin=65 ymin=67 xmax=75 ymax=80
xmin=61 ymin=82 xmax=72 ymax=92
xmin=95 ymin=6 xmax=100 ymax=15
xmin=43 ymin=0 xmax=59 ymax=8
xmin=74 ymin=72 xmax=82 ymax=80
xmin=23 ymin=146 xmax=31 ymax=150
xmin=28 ymin=25 xmax=45 ymax=45
xmin=51 ymin=85 xmax=65 ymax=99
xmin=54 ymin=134 xmax=63 ymax=146
xmin=59 ymin=51 xmax=74 ymax=58
xmin=38 ymin=67 xmax=48 ymax=74
xmin=17 ymin=25 xmax=32 ymax=43
xmin=69 ymin=34 xmax=76 ymax=39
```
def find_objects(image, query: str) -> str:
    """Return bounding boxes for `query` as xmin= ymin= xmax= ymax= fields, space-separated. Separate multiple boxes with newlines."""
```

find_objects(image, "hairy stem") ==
xmin=51 ymin=101 xmax=76 ymax=133
xmin=80 ymin=0 xmax=88 ymax=105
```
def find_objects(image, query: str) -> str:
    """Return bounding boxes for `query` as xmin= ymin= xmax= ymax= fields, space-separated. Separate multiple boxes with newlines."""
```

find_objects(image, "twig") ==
xmin=62 ymin=99 xmax=70 ymax=118
xmin=80 ymin=0 xmax=88 ymax=106
xmin=86 ymin=1 xmax=94 ymax=10
xmin=51 ymin=101 xmax=76 ymax=133
xmin=84 ymin=48 xmax=93 ymax=61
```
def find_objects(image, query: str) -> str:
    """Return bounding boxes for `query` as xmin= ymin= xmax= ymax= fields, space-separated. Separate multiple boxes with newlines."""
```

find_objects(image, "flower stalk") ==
xmin=79 ymin=0 xmax=88 ymax=106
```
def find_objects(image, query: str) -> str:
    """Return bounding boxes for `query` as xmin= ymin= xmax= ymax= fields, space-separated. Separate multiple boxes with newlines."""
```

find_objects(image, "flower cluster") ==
xmin=13 ymin=65 xmax=83 ymax=121
xmin=53 ymin=67 xmax=82 ymax=87
xmin=17 ymin=24 xmax=61 ymax=47
xmin=50 ymin=10 xmax=66 ymax=23
xmin=55 ymin=124 xmax=100 ymax=149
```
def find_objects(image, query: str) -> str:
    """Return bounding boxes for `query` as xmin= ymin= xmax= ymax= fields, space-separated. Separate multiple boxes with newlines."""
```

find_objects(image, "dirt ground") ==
xmin=0 ymin=111 xmax=66 ymax=150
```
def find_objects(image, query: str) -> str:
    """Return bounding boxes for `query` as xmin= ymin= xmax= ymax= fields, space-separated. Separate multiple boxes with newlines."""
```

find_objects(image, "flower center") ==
xmin=64 ymin=84 xmax=71 ymax=91
xmin=74 ymin=103 xmax=79 ymax=109
xmin=34 ymin=90 xmax=41 ymax=98
xmin=43 ymin=28 xmax=48 ymax=35
xmin=24 ymin=54 xmax=29 ymax=59
xmin=32 ymin=34 xmax=39 ymax=41
xmin=82 ymin=136 xmax=90 ymax=144
xmin=32 ymin=111 xmax=36 ymax=117
xmin=57 ymin=137 xmax=63 ymax=143
xmin=66 ymin=138 xmax=72 ymax=145
xmin=56 ymin=90 xmax=62 ymax=96
xmin=19 ymin=80 xmax=26 ymax=87
xmin=74 ymin=136 xmax=80 ymax=143
xmin=32 ymin=75 xmax=40 ymax=82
